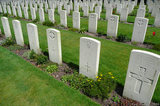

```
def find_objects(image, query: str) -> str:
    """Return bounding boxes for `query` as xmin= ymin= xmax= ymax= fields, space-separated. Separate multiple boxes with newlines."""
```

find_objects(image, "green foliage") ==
xmin=112 ymin=96 xmax=120 ymax=103
xmin=29 ymin=50 xmax=37 ymax=59
xmin=116 ymin=34 xmax=130 ymax=42
xmin=61 ymin=72 xmax=116 ymax=99
xmin=79 ymin=28 xmax=86 ymax=33
xmin=3 ymin=13 xmax=9 ymax=17
xmin=42 ymin=21 xmax=54 ymax=26
xmin=46 ymin=64 xmax=58 ymax=73
xmin=22 ymin=51 xmax=31 ymax=59
xmin=153 ymin=44 xmax=160 ymax=51
xmin=7 ymin=45 xmax=24 ymax=51
xmin=32 ymin=19 xmax=39 ymax=23
xmin=129 ymin=9 xmax=137 ymax=16
xmin=106 ymin=36 xmax=113 ymax=39
xmin=36 ymin=54 xmax=48 ymax=65
xmin=131 ymin=41 xmax=138 ymax=45
xmin=2 ymin=37 xmax=15 ymax=46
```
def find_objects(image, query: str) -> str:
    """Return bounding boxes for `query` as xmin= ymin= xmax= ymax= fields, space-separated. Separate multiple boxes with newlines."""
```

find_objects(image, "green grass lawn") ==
xmin=0 ymin=46 xmax=98 ymax=106
xmin=0 ymin=12 xmax=160 ymax=103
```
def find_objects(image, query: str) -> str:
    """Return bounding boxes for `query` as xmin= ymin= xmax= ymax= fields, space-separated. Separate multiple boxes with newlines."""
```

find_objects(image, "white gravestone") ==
xmin=47 ymin=28 xmax=62 ymax=65
xmin=123 ymin=49 xmax=160 ymax=106
xmin=1 ymin=17 xmax=11 ymax=38
xmin=95 ymin=6 xmax=101 ymax=19
xmin=60 ymin=10 xmax=67 ymax=27
xmin=24 ymin=7 xmax=29 ymax=19
xmin=83 ymin=5 xmax=89 ymax=16
xmin=12 ymin=6 xmax=17 ymax=17
xmin=12 ymin=20 xmax=24 ymax=46
xmin=107 ymin=15 xmax=119 ymax=37
xmin=7 ymin=5 xmax=11 ymax=15
xmin=88 ymin=13 xmax=98 ymax=33
xmin=154 ymin=9 xmax=160 ymax=27
xmin=17 ymin=6 xmax=22 ymax=17
xmin=27 ymin=23 xmax=40 ymax=54
xmin=106 ymin=6 xmax=112 ymax=20
xmin=31 ymin=8 xmax=36 ymax=20
xmin=73 ymin=11 xmax=80 ymax=30
xmin=79 ymin=37 xmax=101 ymax=79
xmin=48 ymin=9 xmax=55 ymax=23
xmin=131 ymin=17 xmax=148 ymax=43
xmin=137 ymin=8 xmax=146 ymax=18
xmin=120 ymin=8 xmax=128 ymax=22
xmin=39 ymin=8 xmax=45 ymax=23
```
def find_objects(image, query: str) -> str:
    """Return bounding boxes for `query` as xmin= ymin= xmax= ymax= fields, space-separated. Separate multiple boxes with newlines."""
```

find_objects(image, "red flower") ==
xmin=153 ymin=32 xmax=156 ymax=36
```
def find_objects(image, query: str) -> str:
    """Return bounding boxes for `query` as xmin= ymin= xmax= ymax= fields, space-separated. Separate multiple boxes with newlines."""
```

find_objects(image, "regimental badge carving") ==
xmin=110 ymin=16 xmax=115 ymax=22
xmin=49 ymin=30 xmax=55 ymax=39
xmin=137 ymin=19 xmax=144 ymax=26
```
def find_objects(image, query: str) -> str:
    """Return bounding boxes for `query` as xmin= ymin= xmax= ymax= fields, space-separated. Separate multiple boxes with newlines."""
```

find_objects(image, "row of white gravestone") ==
xmin=1 ymin=2 xmax=150 ymax=44
xmin=1 ymin=16 xmax=160 ymax=106
xmin=7 ymin=4 xmax=149 ymax=43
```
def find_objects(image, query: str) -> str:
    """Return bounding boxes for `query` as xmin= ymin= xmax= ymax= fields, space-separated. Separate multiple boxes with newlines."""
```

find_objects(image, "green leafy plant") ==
xmin=42 ymin=21 xmax=54 ymax=26
xmin=2 ymin=37 xmax=15 ymax=46
xmin=22 ymin=51 xmax=31 ymax=59
xmin=79 ymin=28 xmax=86 ymax=33
xmin=116 ymin=34 xmax=130 ymax=42
xmin=106 ymin=36 xmax=113 ymax=39
xmin=36 ymin=54 xmax=48 ymax=65
xmin=46 ymin=64 xmax=58 ymax=73
xmin=29 ymin=50 xmax=37 ymax=59
xmin=32 ymin=19 xmax=39 ymax=23
xmin=7 ymin=45 xmax=24 ymax=51
xmin=112 ymin=96 xmax=120 ymax=103
xmin=131 ymin=41 xmax=138 ymax=45
xmin=61 ymin=72 xmax=116 ymax=100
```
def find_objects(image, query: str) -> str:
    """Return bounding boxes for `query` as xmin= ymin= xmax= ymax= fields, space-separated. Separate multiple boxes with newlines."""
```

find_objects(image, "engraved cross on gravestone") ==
xmin=130 ymin=66 xmax=154 ymax=94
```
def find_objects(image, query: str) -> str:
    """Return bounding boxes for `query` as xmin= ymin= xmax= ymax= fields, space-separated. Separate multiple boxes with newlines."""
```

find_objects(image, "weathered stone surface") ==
xmin=123 ymin=49 xmax=160 ymax=106
xmin=131 ymin=17 xmax=148 ymax=43
xmin=27 ymin=23 xmax=40 ymax=54
xmin=47 ymin=28 xmax=62 ymax=64
xmin=12 ymin=20 xmax=24 ymax=46
xmin=79 ymin=37 xmax=101 ymax=80
xmin=1 ymin=17 xmax=11 ymax=38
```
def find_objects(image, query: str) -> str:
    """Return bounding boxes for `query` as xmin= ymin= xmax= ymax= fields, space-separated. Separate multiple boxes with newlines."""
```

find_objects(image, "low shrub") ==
xmin=29 ymin=50 xmax=37 ymax=59
xmin=32 ymin=19 xmax=39 ymax=23
xmin=116 ymin=34 xmax=130 ymax=42
xmin=7 ymin=45 xmax=24 ymax=51
xmin=46 ymin=64 xmax=58 ymax=73
xmin=79 ymin=28 xmax=86 ymax=33
xmin=42 ymin=21 xmax=54 ymax=26
xmin=61 ymin=72 xmax=116 ymax=100
xmin=22 ymin=51 xmax=31 ymax=59
xmin=36 ymin=54 xmax=48 ymax=65
xmin=2 ymin=37 xmax=15 ymax=46
xmin=153 ymin=44 xmax=160 ymax=51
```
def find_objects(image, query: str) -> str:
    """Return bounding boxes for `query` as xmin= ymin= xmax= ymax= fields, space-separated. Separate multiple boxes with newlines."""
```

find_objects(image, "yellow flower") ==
xmin=100 ymin=74 xmax=103 ymax=76
xmin=108 ymin=72 xmax=112 ymax=75
xmin=96 ymin=76 xmax=99 ymax=78
xmin=99 ymin=78 xmax=101 ymax=80
xmin=98 ymin=79 xmax=100 ymax=82
xmin=111 ymin=76 xmax=114 ymax=79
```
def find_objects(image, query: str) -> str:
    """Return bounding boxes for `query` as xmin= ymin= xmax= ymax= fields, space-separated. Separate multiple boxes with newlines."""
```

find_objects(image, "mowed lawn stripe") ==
xmin=0 ymin=46 xmax=99 ymax=106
